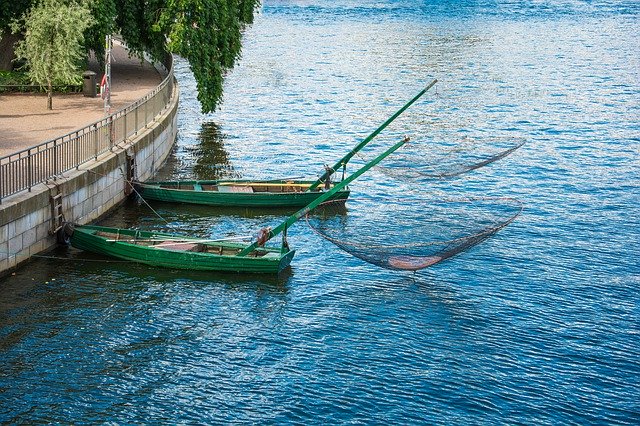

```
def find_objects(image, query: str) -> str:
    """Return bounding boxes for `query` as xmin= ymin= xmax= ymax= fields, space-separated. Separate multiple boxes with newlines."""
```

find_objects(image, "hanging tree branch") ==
xmin=4 ymin=0 xmax=261 ymax=113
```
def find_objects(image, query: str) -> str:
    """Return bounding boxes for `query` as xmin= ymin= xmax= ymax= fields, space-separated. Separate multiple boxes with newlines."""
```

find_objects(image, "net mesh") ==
xmin=356 ymin=135 xmax=525 ymax=180
xmin=306 ymin=196 xmax=522 ymax=271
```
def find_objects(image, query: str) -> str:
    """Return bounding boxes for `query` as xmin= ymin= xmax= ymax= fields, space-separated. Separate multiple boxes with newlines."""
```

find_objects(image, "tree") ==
xmin=4 ymin=0 xmax=259 ymax=113
xmin=121 ymin=0 xmax=261 ymax=113
xmin=12 ymin=0 xmax=93 ymax=109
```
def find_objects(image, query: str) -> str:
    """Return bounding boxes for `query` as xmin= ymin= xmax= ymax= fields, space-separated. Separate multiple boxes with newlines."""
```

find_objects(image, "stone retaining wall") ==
xmin=0 ymin=83 xmax=179 ymax=276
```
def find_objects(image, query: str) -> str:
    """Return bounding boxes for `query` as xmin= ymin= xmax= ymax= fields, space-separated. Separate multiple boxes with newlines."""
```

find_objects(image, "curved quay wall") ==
xmin=0 ymin=54 xmax=179 ymax=277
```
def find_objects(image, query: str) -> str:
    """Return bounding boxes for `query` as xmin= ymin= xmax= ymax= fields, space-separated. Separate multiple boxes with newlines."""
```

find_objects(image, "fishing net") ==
xmin=344 ymin=81 xmax=526 ymax=182
xmin=355 ymin=134 xmax=526 ymax=180
xmin=306 ymin=196 xmax=522 ymax=271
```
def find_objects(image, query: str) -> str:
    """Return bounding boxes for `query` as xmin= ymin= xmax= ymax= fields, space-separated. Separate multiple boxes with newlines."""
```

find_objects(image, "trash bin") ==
xmin=82 ymin=71 xmax=97 ymax=97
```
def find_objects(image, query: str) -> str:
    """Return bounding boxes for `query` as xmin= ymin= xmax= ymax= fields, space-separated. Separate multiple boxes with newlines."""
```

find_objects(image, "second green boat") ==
xmin=134 ymin=179 xmax=350 ymax=208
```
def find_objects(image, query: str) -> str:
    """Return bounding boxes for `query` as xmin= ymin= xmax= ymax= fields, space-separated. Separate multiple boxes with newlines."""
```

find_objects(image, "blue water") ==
xmin=1 ymin=0 xmax=639 ymax=423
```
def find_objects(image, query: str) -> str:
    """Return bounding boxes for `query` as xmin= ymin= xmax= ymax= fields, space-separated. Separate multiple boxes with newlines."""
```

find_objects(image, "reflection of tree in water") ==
xmin=193 ymin=122 xmax=242 ymax=180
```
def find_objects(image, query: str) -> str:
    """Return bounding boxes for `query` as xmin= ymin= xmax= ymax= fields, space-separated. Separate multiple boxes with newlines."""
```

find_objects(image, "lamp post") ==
xmin=103 ymin=34 xmax=112 ymax=114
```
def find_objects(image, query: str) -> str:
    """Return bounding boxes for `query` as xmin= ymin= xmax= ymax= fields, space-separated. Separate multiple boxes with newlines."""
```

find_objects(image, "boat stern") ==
xmin=277 ymin=249 xmax=296 ymax=272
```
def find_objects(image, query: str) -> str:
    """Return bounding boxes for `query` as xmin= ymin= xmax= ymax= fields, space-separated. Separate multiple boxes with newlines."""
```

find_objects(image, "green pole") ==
xmin=237 ymin=136 xmax=411 ymax=257
xmin=307 ymin=79 xmax=437 ymax=191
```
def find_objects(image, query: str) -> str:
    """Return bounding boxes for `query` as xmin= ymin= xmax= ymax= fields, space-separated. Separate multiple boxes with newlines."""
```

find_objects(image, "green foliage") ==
xmin=0 ymin=70 xmax=82 ymax=93
xmin=114 ymin=0 xmax=166 ymax=61
xmin=0 ymin=0 xmax=31 ymax=31
xmin=84 ymin=0 xmax=117 ymax=63
xmin=0 ymin=70 xmax=30 ymax=85
xmin=12 ymin=0 xmax=94 ymax=108
xmin=5 ymin=0 xmax=260 ymax=113
xmin=157 ymin=0 xmax=260 ymax=112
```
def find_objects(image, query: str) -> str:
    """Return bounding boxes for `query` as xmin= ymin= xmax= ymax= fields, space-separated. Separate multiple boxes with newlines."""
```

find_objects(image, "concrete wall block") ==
xmin=110 ymin=185 xmax=121 ymax=201
xmin=110 ymin=171 xmax=120 ymax=182
xmin=136 ymin=155 xmax=148 ymax=171
xmin=8 ymin=235 xmax=23 ymax=258
xmin=102 ymin=183 xmax=112 ymax=201
xmin=76 ymin=187 xmax=88 ymax=204
xmin=26 ymin=211 xmax=38 ymax=231
xmin=0 ymin=225 xmax=7 ymax=243
xmin=0 ymin=241 xmax=8 ymax=261
xmin=97 ymin=177 xmax=106 ymax=193
xmin=16 ymin=248 xmax=29 ymax=265
xmin=7 ymin=218 xmax=16 ymax=240
xmin=73 ymin=204 xmax=83 ymax=222
xmin=115 ymin=182 xmax=124 ymax=200
xmin=103 ymin=183 xmax=113 ymax=201
xmin=104 ymin=198 xmax=115 ymax=212
xmin=95 ymin=191 xmax=105 ymax=209
xmin=68 ymin=191 xmax=78 ymax=207
xmin=42 ymin=207 xmax=51 ymax=225
xmin=29 ymin=239 xmax=47 ymax=256
xmin=23 ymin=227 xmax=37 ymax=248
xmin=34 ymin=208 xmax=46 ymax=224
xmin=36 ymin=222 xmax=49 ymax=241
xmin=81 ymin=198 xmax=92 ymax=218
xmin=105 ymin=181 xmax=118 ymax=198
xmin=15 ymin=215 xmax=29 ymax=235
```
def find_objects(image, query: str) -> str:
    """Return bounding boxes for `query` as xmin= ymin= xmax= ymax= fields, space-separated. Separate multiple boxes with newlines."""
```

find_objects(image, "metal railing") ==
xmin=0 ymin=53 xmax=175 ymax=202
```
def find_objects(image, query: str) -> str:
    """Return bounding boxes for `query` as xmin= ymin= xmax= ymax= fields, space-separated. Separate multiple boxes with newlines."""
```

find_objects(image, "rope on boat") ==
xmin=0 ymin=249 xmax=133 ymax=263
xmin=86 ymin=169 xmax=172 ymax=226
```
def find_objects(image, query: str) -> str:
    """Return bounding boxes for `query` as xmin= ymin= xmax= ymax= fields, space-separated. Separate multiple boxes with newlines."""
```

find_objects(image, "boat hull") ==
xmin=69 ymin=225 xmax=295 ymax=274
xmin=135 ymin=180 xmax=350 ymax=208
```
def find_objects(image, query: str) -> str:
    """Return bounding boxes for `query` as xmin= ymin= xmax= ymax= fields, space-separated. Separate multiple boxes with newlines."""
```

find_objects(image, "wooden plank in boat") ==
xmin=155 ymin=242 xmax=201 ymax=251
xmin=217 ymin=185 xmax=254 ymax=193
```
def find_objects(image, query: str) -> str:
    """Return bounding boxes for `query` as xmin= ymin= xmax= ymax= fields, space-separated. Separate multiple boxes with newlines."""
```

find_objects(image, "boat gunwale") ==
xmin=136 ymin=180 xmax=350 ymax=194
xmin=74 ymin=226 xmax=287 ymax=259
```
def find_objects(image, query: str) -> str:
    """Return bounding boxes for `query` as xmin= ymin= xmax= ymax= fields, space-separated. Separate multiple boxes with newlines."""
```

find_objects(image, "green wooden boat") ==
xmin=134 ymin=179 xmax=350 ymax=208
xmin=135 ymin=80 xmax=437 ymax=208
xmin=69 ymin=225 xmax=294 ymax=273
xmin=67 ymin=134 xmax=412 ymax=274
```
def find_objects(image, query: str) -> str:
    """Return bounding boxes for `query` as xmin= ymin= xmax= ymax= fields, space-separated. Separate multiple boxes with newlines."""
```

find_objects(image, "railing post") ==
xmin=75 ymin=131 xmax=80 ymax=169
xmin=53 ymin=140 xmax=58 ymax=179
xmin=94 ymin=124 xmax=98 ymax=160
xmin=28 ymin=150 xmax=32 ymax=191
xmin=109 ymin=116 xmax=114 ymax=151
xmin=74 ymin=131 xmax=79 ymax=170
xmin=124 ymin=111 xmax=127 ymax=140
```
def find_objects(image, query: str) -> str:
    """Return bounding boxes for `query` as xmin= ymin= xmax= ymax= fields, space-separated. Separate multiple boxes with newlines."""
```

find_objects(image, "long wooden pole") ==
xmin=307 ymin=79 xmax=437 ymax=191
xmin=237 ymin=136 xmax=411 ymax=257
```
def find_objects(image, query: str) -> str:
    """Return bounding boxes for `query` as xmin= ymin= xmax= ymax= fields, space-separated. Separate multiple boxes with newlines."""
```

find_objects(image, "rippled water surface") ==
xmin=1 ymin=1 xmax=639 ymax=423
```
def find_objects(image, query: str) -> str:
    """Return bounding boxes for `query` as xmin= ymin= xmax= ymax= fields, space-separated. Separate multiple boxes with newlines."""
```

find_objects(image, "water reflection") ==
xmin=54 ymin=246 xmax=294 ymax=289
xmin=192 ymin=122 xmax=242 ymax=180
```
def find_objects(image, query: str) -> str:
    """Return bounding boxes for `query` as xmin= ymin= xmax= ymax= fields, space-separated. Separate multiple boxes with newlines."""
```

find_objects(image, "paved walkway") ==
xmin=0 ymin=42 xmax=164 ymax=157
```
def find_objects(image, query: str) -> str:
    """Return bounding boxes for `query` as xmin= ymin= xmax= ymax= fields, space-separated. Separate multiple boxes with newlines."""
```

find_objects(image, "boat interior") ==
xmin=93 ymin=231 xmax=274 ymax=257
xmin=157 ymin=182 xmax=323 ymax=193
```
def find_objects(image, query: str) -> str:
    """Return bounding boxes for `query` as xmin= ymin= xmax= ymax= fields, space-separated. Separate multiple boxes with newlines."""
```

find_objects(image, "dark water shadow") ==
xmin=51 ymin=244 xmax=294 ymax=290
